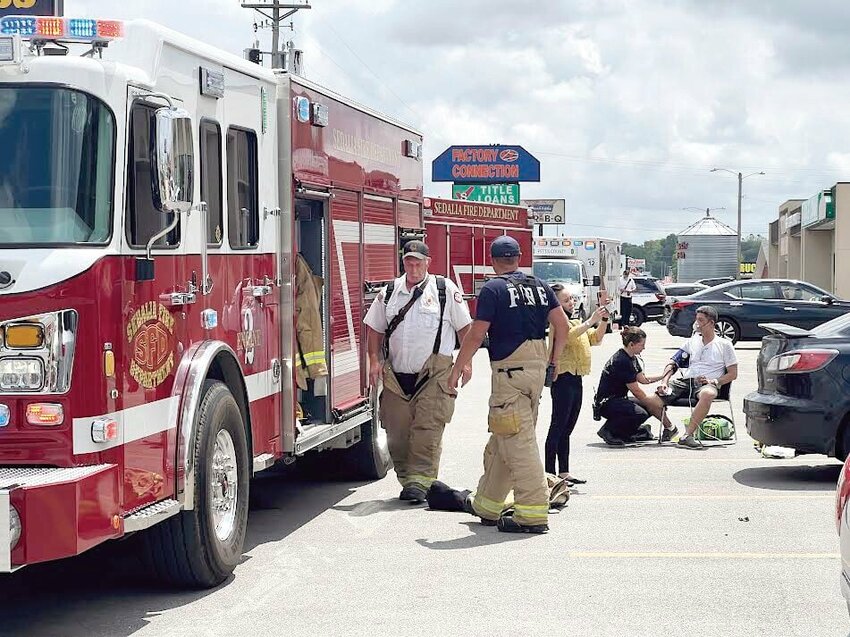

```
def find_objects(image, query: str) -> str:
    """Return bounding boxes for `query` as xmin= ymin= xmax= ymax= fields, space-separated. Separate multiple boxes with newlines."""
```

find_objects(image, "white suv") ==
xmin=628 ymin=276 xmax=666 ymax=326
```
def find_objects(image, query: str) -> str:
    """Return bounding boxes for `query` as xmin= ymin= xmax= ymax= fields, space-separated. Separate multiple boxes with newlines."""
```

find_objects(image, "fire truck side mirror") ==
xmin=154 ymin=107 xmax=194 ymax=215
xmin=592 ymin=275 xmax=601 ymax=287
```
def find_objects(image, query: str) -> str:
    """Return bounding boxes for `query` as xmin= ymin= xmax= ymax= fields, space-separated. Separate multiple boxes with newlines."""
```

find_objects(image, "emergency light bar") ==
xmin=0 ymin=16 xmax=123 ymax=42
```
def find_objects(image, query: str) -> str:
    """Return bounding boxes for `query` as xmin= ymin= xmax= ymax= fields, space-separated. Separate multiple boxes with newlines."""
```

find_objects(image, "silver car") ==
xmin=658 ymin=282 xmax=708 ymax=324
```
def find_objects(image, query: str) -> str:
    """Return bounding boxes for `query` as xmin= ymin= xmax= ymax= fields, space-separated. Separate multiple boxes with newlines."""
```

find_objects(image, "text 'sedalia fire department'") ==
xmin=0 ymin=17 xmax=425 ymax=586
xmin=423 ymin=197 xmax=533 ymax=314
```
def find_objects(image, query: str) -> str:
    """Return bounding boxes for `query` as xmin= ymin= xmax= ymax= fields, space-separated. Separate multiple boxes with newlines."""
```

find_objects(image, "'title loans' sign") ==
xmin=452 ymin=183 xmax=520 ymax=205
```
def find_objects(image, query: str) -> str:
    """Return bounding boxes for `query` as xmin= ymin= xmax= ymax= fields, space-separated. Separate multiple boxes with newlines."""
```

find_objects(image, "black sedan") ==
xmin=667 ymin=279 xmax=850 ymax=343
xmin=744 ymin=314 xmax=850 ymax=459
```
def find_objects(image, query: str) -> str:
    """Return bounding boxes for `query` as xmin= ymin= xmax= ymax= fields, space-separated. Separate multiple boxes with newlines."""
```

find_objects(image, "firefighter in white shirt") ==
xmin=364 ymin=241 xmax=473 ymax=503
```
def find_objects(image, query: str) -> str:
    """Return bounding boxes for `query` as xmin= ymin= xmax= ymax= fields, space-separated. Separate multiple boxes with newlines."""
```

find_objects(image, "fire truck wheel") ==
xmin=340 ymin=388 xmax=391 ymax=480
xmin=142 ymin=380 xmax=249 ymax=588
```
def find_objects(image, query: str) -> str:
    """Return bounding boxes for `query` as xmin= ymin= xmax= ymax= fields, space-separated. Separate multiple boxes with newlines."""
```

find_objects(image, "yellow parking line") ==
xmin=570 ymin=551 xmax=839 ymax=559
xmin=588 ymin=494 xmax=833 ymax=500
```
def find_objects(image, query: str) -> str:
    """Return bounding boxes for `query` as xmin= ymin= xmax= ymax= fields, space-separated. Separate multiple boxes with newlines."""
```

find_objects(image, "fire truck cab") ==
xmin=0 ymin=16 xmax=423 ymax=586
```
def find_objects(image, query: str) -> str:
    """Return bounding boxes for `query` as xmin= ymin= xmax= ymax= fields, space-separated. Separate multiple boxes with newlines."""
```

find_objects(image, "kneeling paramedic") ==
xmin=364 ymin=240 xmax=473 ymax=503
xmin=449 ymin=236 xmax=569 ymax=534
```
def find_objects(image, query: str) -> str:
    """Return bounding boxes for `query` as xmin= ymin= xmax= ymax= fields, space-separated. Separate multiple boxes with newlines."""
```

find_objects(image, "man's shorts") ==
xmin=662 ymin=378 xmax=715 ymax=405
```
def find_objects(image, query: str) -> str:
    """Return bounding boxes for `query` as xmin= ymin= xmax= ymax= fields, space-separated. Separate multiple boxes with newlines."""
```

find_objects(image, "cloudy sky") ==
xmin=73 ymin=0 xmax=850 ymax=242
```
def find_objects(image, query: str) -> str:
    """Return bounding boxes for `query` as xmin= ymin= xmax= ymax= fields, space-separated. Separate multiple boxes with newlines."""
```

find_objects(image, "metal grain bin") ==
xmin=676 ymin=212 xmax=738 ymax=283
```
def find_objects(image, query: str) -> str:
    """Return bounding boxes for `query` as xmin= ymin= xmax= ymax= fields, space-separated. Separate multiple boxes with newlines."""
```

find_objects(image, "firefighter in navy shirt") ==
xmin=449 ymin=236 xmax=569 ymax=534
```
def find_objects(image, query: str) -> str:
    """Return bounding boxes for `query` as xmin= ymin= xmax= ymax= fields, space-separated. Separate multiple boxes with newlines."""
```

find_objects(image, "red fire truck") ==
xmin=423 ymin=197 xmax=534 ymax=314
xmin=0 ymin=16 xmax=423 ymax=586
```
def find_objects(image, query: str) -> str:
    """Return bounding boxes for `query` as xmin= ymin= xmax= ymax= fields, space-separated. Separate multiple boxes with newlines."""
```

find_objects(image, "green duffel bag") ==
xmin=683 ymin=415 xmax=735 ymax=441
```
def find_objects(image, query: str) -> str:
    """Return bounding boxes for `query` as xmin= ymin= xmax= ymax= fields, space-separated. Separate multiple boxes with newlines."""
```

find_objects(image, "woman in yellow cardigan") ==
xmin=546 ymin=284 xmax=610 ymax=485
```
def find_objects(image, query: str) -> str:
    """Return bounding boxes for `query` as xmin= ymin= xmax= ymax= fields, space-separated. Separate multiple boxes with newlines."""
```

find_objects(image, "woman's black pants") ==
xmin=545 ymin=372 xmax=583 ymax=474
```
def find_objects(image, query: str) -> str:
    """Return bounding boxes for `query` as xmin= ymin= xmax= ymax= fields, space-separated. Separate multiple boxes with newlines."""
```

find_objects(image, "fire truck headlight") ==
xmin=9 ymin=505 xmax=21 ymax=550
xmin=0 ymin=358 xmax=44 ymax=392
xmin=0 ymin=310 xmax=77 ymax=394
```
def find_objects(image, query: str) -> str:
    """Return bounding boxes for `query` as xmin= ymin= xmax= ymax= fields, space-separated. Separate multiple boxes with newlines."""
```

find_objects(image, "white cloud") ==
xmin=64 ymin=0 xmax=850 ymax=241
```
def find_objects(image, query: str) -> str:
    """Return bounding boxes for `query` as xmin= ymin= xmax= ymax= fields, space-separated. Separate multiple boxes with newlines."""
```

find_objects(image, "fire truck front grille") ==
xmin=0 ymin=465 xmax=113 ymax=490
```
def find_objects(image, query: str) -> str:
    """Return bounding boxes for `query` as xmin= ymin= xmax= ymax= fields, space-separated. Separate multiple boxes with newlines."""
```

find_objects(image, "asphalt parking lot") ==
xmin=0 ymin=322 xmax=846 ymax=637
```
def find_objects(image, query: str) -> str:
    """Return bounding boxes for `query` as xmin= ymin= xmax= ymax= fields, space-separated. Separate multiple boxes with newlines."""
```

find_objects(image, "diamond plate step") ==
xmin=124 ymin=498 xmax=181 ymax=533
xmin=0 ymin=465 xmax=114 ymax=490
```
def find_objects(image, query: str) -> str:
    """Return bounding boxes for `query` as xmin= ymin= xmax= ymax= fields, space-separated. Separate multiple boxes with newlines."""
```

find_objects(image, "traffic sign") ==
xmin=451 ymin=183 xmax=520 ymax=205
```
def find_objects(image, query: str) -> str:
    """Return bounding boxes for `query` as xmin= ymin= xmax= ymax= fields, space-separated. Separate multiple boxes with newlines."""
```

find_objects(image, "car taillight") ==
xmin=671 ymin=301 xmax=693 ymax=311
xmin=766 ymin=349 xmax=838 ymax=374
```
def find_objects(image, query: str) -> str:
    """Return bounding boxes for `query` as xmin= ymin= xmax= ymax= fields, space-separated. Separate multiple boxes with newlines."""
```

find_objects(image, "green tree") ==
xmin=624 ymin=233 xmax=678 ymax=279
xmin=741 ymin=236 xmax=764 ymax=263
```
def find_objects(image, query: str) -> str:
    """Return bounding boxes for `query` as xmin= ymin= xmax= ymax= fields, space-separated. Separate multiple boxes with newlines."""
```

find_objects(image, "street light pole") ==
xmin=737 ymin=172 xmax=743 ymax=280
xmin=711 ymin=168 xmax=765 ymax=279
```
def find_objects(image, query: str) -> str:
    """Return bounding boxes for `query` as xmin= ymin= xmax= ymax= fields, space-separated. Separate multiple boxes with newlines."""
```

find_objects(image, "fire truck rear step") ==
xmin=124 ymin=498 xmax=181 ymax=532
xmin=294 ymin=411 xmax=372 ymax=455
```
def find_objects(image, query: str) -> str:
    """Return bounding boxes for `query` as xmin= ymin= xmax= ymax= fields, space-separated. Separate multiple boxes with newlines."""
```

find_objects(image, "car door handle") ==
xmin=730 ymin=302 xmax=743 ymax=307
xmin=783 ymin=307 xmax=798 ymax=311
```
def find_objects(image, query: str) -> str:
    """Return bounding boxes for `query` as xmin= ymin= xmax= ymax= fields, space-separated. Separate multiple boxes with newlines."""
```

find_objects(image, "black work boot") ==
xmin=399 ymin=484 xmax=427 ymax=503
xmin=497 ymin=514 xmax=548 ymax=534
xmin=597 ymin=426 xmax=625 ymax=446
xmin=463 ymin=493 xmax=497 ymax=525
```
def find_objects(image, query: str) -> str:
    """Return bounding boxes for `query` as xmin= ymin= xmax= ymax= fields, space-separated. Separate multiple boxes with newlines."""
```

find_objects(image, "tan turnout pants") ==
xmin=473 ymin=340 xmax=550 ymax=526
xmin=379 ymin=354 xmax=457 ymax=490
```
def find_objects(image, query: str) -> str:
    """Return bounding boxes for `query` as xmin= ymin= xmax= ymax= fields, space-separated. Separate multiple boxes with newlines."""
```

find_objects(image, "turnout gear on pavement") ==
xmin=425 ymin=474 xmax=569 ymax=513
xmin=294 ymin=254 xmax=327 ymax=390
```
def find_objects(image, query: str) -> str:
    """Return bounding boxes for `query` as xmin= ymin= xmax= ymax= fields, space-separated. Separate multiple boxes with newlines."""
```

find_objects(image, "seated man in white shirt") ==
xmin=657 ymin=305 xmax=738 ymax=449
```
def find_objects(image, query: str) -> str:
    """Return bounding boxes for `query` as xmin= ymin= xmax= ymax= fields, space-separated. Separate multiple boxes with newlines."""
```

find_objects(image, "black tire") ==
xmin=141 ymin=380 xmax=249 ymax=588
xmin=340 ymin=388 xmax=391 ymax=480
xmin=630 ymin=306 xmax=646 ymax=327
xmin=715 ymin=317 xmax=740 ymax=344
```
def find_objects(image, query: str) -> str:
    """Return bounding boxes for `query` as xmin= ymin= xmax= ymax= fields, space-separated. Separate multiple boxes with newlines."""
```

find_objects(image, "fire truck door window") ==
xmin=226 ymin=127 xmax=259 ymax=249
xmin=199 ymin=120 xmax=223 ymax=246
xmin=126 ymin=103 xmax=179 ymax=248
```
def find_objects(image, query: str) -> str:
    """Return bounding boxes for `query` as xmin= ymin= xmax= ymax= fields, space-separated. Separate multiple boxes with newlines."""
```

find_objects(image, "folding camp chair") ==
xmin=658 ymin=378 xmax=737 ymax=444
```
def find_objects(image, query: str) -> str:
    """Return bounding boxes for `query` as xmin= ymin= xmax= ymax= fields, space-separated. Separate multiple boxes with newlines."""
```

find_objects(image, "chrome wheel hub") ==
xmin=716 ymin=321 xmax=735 ymax=340
xmin=211 ymin=429 xmax=238 ymax=542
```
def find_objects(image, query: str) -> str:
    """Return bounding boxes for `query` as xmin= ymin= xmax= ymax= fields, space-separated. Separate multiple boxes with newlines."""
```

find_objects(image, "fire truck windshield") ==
xmin=0 ymin=86 xmax=115 ymax=246
xmin=533 ymin=260 xmax=582 ymax=285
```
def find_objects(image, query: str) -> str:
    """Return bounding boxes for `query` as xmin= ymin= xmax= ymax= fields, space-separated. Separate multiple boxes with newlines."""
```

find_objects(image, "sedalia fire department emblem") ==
xmin=126 ymin=301 xmax=176 ymax=389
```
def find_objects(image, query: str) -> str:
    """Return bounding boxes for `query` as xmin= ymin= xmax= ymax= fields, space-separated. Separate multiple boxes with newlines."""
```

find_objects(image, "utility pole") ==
xmin=240 ymin=1 xmax=311 ymax=70
xmin=737 ymin=172 xmax=743 ymax=281
xmin=710 ymin=168 xmax=765 ymax=279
